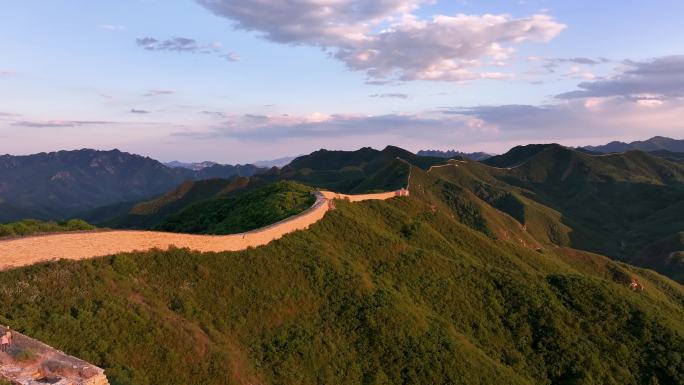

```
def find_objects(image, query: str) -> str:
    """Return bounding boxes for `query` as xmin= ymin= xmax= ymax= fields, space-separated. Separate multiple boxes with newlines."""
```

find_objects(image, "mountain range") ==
xmin=417 ymin=149 xmax=493 ymax=161
xmin=166 ymin=156 xmax=300 ymax=170
xmin=164 ymin=160 xmax=219 ymax=170
xmin=1 ymin=141 xmax=682 ymax=385
xmin=582 ymin=135 xmax=684 ymax=153
xmin=54 ymin=142 xmax=684 ymax=285
xmin=0 ymin=149 xmax=263 ymax=222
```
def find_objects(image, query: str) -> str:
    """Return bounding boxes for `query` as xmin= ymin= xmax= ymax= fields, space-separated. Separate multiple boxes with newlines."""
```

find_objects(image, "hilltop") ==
xmin=262 ymin=145 xmax=442 ymax=193
xmin=582 ymin=136 xmax=684 ymax=153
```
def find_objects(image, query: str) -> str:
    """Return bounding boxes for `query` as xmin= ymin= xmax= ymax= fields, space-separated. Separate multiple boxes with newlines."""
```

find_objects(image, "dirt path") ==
xmin=0 ymin=190 xmax=407 ymax=271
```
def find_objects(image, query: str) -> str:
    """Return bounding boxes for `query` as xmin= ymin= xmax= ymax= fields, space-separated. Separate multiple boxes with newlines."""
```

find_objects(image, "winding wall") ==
xmin=0 ymin=189 xmax=408 ymax=270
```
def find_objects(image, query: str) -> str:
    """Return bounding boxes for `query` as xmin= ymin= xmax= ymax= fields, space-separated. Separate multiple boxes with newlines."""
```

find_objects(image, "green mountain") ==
xmin=70 ymin=144 xmax=684 ymax=284
xmin=475 ymin=144 xmax=684 ymax=281
xmin=91 ymin=146 xmax=439 ymax=229
xmin=648 ymin=150 xmax=684 ymax=163
xmin=583 ymin=136 xmax=684 ymax=153
xmin=156 ymin=181 xmax=314 ymax=234
xmin=262 ymin=145 xmax=444 ymax=193
xmin=103 ymin=176 xmax=263 ymax=229
xmin=0 ymin=149 xmax=264 ymax=222
xmin=0 ymin=161 xmax=682 ymax=385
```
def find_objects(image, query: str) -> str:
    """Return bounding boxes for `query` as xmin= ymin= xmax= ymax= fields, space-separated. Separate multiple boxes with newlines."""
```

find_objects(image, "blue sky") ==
xmin=1 ymin=0 xmax=683 ymax=163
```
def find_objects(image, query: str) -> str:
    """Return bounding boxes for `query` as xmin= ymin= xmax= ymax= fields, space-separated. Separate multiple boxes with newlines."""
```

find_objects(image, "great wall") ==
xmin=0 ymin=188 xmax=409 ymax=385
xmin=0 ymin=326 xmax=108 ymax=385
xmin=0 ymin=189 xmax=409 ymax=270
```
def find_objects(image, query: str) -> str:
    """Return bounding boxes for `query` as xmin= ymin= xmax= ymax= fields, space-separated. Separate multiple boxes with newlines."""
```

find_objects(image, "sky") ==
xmin=1 ymin=0 xmax=684 ymax=163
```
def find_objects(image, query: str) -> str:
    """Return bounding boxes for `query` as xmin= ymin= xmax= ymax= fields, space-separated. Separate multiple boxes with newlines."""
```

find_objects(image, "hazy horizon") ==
xmin=1 ymin=135 xmax=680 ymax=165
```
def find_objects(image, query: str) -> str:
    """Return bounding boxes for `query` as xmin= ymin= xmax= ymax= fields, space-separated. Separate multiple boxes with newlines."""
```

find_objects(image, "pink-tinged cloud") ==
xmin=196 ymin=0 xmax=566 ymax=82
xmin=11 ymin=120 xmax=117 ymax=128
xmin=557 ymin=55 xmax=684 ymax=99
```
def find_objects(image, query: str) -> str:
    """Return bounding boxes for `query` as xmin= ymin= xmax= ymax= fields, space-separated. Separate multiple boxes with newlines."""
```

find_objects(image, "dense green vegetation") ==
xmin=84 ymin=146 xmax=430 ymax=228
xmin=101 ymin=177 xmax=264 ymax=229
xmin=156 ymin=181 xmax=315 ymax=234
xmin=0 ymin=219 xmax=94 ymax=238
xmin=1 ymin=145 xmax=683 ymax=385
xmin=473 ymin=144 xmax=684 ymax=282
xmin=0 ymin=168 xmax=682 ymax=385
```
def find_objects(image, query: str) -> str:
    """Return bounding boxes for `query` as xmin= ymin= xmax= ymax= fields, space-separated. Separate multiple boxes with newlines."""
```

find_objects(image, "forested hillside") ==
xmin=156 ymin=181 xmax=314 ymax=234
xmin=0 ymin=173 xmax=682 ymax=385
xmin=103 ymin=177 xmax=264 ymax=229
xmin=474 ymin=144 xmax=684 ymax=282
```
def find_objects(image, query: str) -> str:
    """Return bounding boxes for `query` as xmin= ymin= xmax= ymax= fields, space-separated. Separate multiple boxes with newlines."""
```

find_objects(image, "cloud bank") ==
xmin=11 ymin=120 xmax=116 ymax=128
xmin=557 ymin=55 xmax=684 ymax=100
xmin=196 ymin=0 xmax=565 ymax=82
xmin=175 ymin=55 xmax=684 ymax=149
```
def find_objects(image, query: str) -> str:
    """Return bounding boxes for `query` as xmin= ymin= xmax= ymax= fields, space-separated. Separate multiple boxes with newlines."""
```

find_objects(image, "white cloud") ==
xmin=564 ymin=65 xmax=595 ymax=80
xmin=196 ymin=1 xmax=565 ymax=82
xmin=143 ymin=89 xmax=175 ymax=97
xmin=136 ymin=36 xmax=239 ymax=62
xmin=336 ymin=13 xmax=564 ymax=81
xmin=370 ymin=93 xmax=409 ymax=99
xmin=98 ymin=24 xmax=126 ymax=31
xmin=197 ymin=0 xmax=423 ymax=46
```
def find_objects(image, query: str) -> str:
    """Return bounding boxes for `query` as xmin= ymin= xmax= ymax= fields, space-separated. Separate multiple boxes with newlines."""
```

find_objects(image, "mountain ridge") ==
xmin=0 ymin=149 xmax=264 ymax=222
xmin=582 ymin=136 xmax=684 ymax=153
xmin=417 ymin=149 xmax=493 ymax=161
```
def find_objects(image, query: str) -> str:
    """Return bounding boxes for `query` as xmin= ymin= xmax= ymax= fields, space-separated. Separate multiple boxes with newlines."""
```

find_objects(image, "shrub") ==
xmin=0 ymin=219 xmax=95 ymax=239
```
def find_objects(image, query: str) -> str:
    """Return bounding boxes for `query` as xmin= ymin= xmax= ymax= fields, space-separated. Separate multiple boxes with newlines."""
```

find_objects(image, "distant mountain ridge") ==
xmin=164 ymin=160 xmax=218 ymax=170
xmin=480 ymin=143 xmax=684 ymax=281
xmin=253 ymin=156 xmax=299 ymax=168
xmin=167 ymin=156 xmax=300 ymax=170
xmin=0 ymin=149 xmax=263 ymax=222
xmin=417 ymin=149 xmax=493 ymax=161
xmin=582 ymin=136 xmax=684 ymax=153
